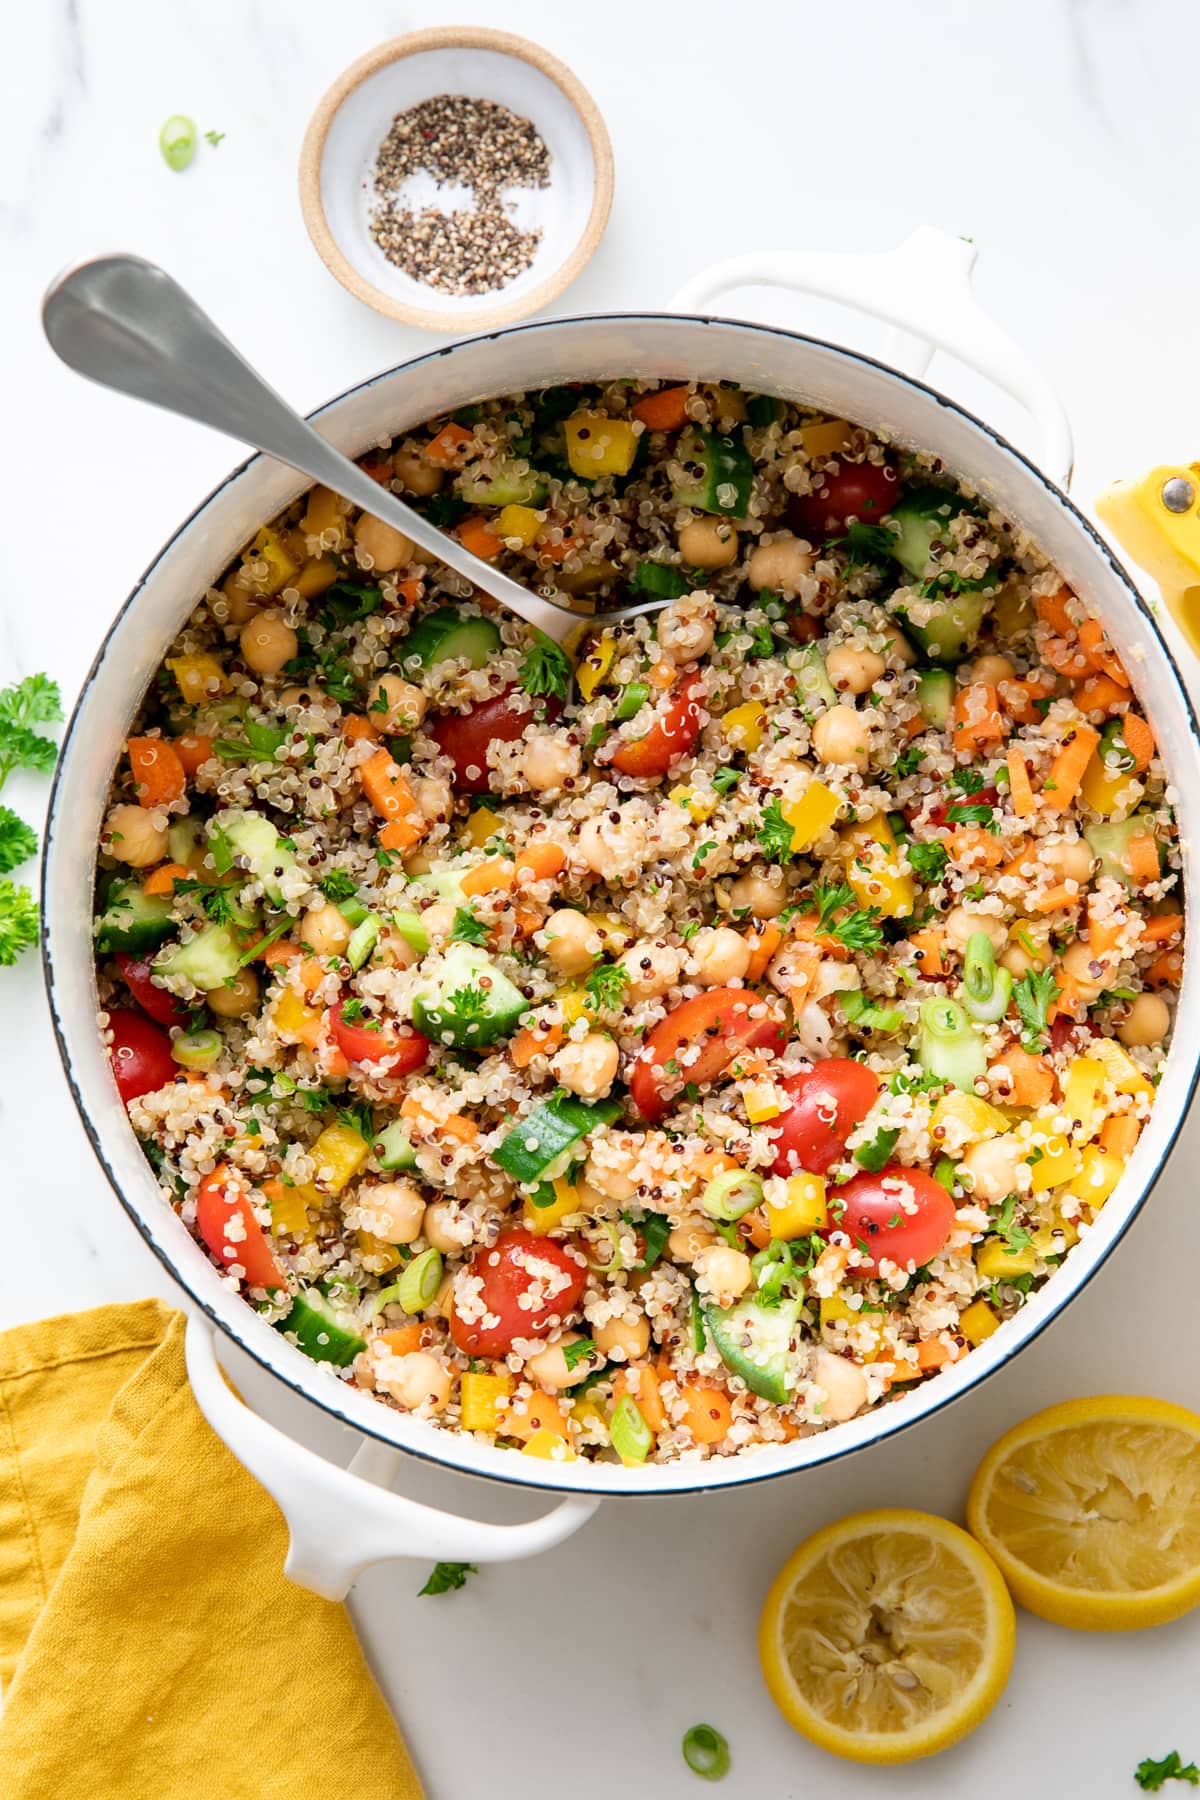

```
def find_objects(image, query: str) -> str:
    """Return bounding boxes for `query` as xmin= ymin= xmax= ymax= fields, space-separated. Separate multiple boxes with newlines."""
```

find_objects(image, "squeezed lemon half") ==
xmin=967 ymin=1394 xmax=1200 ymax=1630
xmin=758 ymin=1508 xmax=1015 ymax=1764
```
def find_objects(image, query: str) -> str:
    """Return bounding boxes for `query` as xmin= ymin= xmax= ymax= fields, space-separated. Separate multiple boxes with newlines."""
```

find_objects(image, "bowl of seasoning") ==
xmin=299 ymin=26 xmax=614 ymax=331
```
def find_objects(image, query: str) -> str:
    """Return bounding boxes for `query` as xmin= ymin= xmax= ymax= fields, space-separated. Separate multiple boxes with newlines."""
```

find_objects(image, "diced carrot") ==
xmin=1040 ymin=724 xmax=1100 ymax=811
xmin=379 ymin=815 xmax=426 ymax=852
xmin=1145 ymin=947 xmax=1183 ymax=988
xmin=514 ymin=842 xmax=566 ymax=886
xmin=1031 ymin=883 xmax=1081 ymax=913
xmin=949 ymin=827 xmax=1007 ymax=869
xmin=425 ymin=422 xmax=475 ymax=465
xmin=790 ymin=914 xmax=848 ymax=960
xmin=630 ymin=385 xmax=690 ymax=433
xmin=343 ymin=713 xmax=381 ymax=743
xmin=1141 ymin=913 xmax=1183 ymax=943
xmin=678 ymin=1383 xmax=733 ymax=1445
xmin=1078 ymin=619 xmax=1130 ymax=685
xmin=1006 ymin=746 xmax=1037 ymax=818
xmin=142 ymin=861 xmax=191 ymax=896
xmin=1042 ymin=636 xmax=1092 ymax=680
xmin=908 ymin=927 xmax=946 ymax=978
xmin=396 ymin=577 xmax=423 ymax=608
xmin=504 ymin=1391 xmax=568 ymax=1442
xmin=998 ymin=842 xmax=1038 ymax=881
xmin=360 ymin=746 xmax=417 ymax=824
xmin=512 ymin=904 xmax=545 ymax=940
xmin=127 ymin=736 xmax=186 ymax=807
xmin=916 ymin=1338 xmax=960 ymax=1371
xmin=457 ymin=515 xmax=503 ymax=561
xmin=374 ymin=1323 xmax=429 ymax=1357
xmin=900 ymin=711 xmax=927 ymax=741
xmin=174 ymin=733 xmax=214 ymax=776
xmin=744 ymin=921 xmax=784 ymax=981
xmin=358 ymin=453 xmax=394 ymax=485
xmin=1003 ymin=669 xmax=1058 ymax=725
xmin=1120 ymin=712 xmax=1155 ymax=773
xmin=298 ymin=957 xmax=327 ymax=997
xmin=511 ymin=1022 xmax=563 ymax=1068
xmin=536 ymin=520 xmax=585 ymax=564
xmin=739 ymin=1208 xmax=773 ymax=1251
xmin=323 ymin=1045 xmax=351 ymax=1081
xmin=617 ymin=1365 xmax=667 ymax=1433
xmin=461 ymin=858 xmax=516 ymax=897
xmin=398 ymin=1093 xmax=478 ymax=1144
xmin=1072 ymin=673 xmax=1129 ymax=716
xmin=1124 ymin=832 xmax=1161 ymax=888
xmin=1099 ymin=1113 xmax=1141 ymax=1159
xmin=260 ymin=937 xmax=301 ymax=969
xmin=648 ymin=659 xmax=678 ymax=692
xmin=953 ymin=682 xmax=1005 ymax=750
xmin=988 ymin=1043 xmax=1054 ymax=1108
xmin=1035 ymin=587 xmax=1075 ymax=635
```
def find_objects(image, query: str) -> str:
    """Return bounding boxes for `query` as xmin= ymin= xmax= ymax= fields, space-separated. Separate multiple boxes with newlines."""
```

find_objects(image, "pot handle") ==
xmin=184 ymin=1316 xmax=600 ymax=1600
xmin=672 ymin=227 xmax=1074 ymax=487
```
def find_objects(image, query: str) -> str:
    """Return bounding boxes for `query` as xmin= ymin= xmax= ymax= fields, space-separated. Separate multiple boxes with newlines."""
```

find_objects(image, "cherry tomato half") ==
xmin=788 ymin=457 xmax=901 ymax=541
xmin=767 ymin=1058 xmax=881 ymax=1176
xmin=431 ymin=687 xmax=563 ymax=795
xmin=115 ymin=952 xmax=189 ymax=1027
xmin=610 ymin=674 xmax=703 ymax=779
xmin=195 ymin=1163 xmax=287 ymax=1291
xmin=107 ymin=1007 xmax=177 ymax=1104
xmin=833 ymin=1163 xmax=956 ymax=1274
xmin=448 ymin=1228 xmax=588 ymax=1358
xmin=630 ymin=987 xmax=787 ymax=1122
xmin=330 ymin=1000 xmax=430 ymax=1077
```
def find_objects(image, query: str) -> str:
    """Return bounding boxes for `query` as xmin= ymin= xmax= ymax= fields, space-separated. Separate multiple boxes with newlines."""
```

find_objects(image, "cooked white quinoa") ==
xmin=95 ymin=381 xmax=1182 ymax=1466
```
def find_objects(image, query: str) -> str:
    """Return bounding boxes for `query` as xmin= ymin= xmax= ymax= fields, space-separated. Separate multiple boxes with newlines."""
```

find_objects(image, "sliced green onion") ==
xmin=610 ymin=1394 xmax=652 ymax=1465
xmin=841 ymin=990 xmax=905 ymax=1033
xmin=585 ymin=1218 xmax=624 ymax=1274
xmin=337 ymin=896 xmax=370 ymax=928
xmin=751 ymin=1240 xmax=797 ymax=1306
xmin=933 ymin=1154 xmax=958 ymax=1192
xmin=961 ymin=930 xmax=1013 ymax=1024
xmin=614 ymin=681 xmax=650 ymax=723
xmin=159 ymin=114 xmax=197 ymax=171
xmin=170 ymin=1028 xmax=222 ymax=1070
xmin=700 ymin=1168 xmax=764 ymax=1222
xmin=682 ymin=1724 xmax=730 ymax=1781
xmin=346 ymin=913 xmax=381 ymax=971
xmin=395 ymin=1247 xmax=443 ymax=1314
xmin=237 ymin=918 xmax=292 ymax=967
xmin=917 ymin=997 xmax=987 ymax=1092
xmin=690 ymin=1286 xmax=707 ymax=1353
xmin=392 ymin=909 xmax=430 ymax=955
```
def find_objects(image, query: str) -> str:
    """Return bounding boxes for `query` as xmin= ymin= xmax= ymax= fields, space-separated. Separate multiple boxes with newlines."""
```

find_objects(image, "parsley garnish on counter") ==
xmin=1136 ymin=1751 xmax=1200 ymax=1791
xmin=418 ymin=1561 xmax=477 ymax=1597
xmin=0 ymin=674 xmax=61 ymax=966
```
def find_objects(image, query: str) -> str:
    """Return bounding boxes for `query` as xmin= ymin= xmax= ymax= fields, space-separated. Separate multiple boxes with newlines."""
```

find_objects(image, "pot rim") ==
xmin=42 ymin=307 xmax=1200 ymax=1497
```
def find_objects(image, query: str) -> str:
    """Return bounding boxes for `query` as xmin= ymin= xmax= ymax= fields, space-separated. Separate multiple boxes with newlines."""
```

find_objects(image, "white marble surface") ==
xmin=6 ymin=2 xmax=1200 ymax=1794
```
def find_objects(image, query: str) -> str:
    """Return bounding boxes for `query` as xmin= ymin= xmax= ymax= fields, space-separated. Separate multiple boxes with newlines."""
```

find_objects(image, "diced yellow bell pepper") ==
xmin=1080 ymin=751 xmax=1142 ymax=818
xmin=1061 ymin=1056 xmax=1105 ymax=1143
xmin=1006 ymin=918 xmax=1052 ymax=971
xmin=1028 ymin=1133 xmax=1082 ymax=1194
xmin=840 ymin=815 xmax=917 ymax=920
xmin=781 ymin=779 xmax=841 ymax=853
xmin=930 ymin=1091 xmax=1008 ymax=1140
xmin=521 ymin=1428 xmax=577 ymax=1461
xmin=976 ymin=1237 xmax=1038 ymax=1280
xmin=463 ymin=805 xmax=503 ymax=848
xmin=799 ymin=418 xmax=853 ymax=459
xmin=670 ymin=784 xmax=718 ymax=823
xmin=496 ymin=503 xmax=543 ymax=547
xmin=575 ymin=632 xmax=616 ymax=701
xmin=524 ymin=1175 xmax=584 ymax=1235
xmin=293 ymin=555 xmax=340 ymax=598
xmin=307 ymin=1123 xmax=370 ymax=1195
xmin=1066 ymin=1144 xmax=1123 ymax=1210
xmin=960 ymin=1299 xmax=1001 ymax=1345
xmin=766 ymin=1173 xmax=828 ymax=1238
xmin=1090 ymin=1038 xmax=1155 ymax=1099
xmin=564 ymin=412 xmax=639 ymax=478
xmin=555 ymin=985 xmax=588 ymax=1026
xmin=1031 ymin=1210 xmax=1080 ymax=1255
xmin=167 ymin=654 xmax=227 ymax=705
xmin=585 ymin=912 xmax=632 ymax=952
xmin=461 ymin=1370 xmax=514 ymax=1432
xmin=741 ymin=1077 xmax=782 ymax=1124
xmin=820 ymin=1293 xmax=885 ymax=1358
xmin=266 ymin=1185 xmax=316 ymax=1241
xmin=273 ymin=988 xmax=324 ymax=1048
xmin=300 ymin=484 xmax=348 ymax=540
xmin=249 ymin=525 xmax=300 ymax=595
xmin=721 ymin=701 xmax=767 ymax=754
xmin=570 ymin=1395 xmax=610 ymax=1441
xmin=356 ymin=1229 xmax=403 ymax=1274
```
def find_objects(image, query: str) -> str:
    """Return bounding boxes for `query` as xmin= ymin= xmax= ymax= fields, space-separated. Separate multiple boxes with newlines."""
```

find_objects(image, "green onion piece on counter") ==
xmin=610 ymin=1394 xmax=652 ymax=1465
xmin=395 ymin=1248 xmax=443 ymax=1315
xmin=170 ymin=1029 xmax=222 ymax=1070
xmin=391 ymin=910 xmax=430 ymax=955
xmin=159 ymin=114 xmax=197 ymax=171
xmin=917 ymin=997 xmax=987 ymax=1092
xmin=345 ymin=913 xmax=381 ymax=971
xmin=700 ymin=1168 xmax=764 ymax=1222
xmin=682 ymin=1724 xmax=731 ymax=1781
xmin=961 ymin=930 xmax=1014 ymax=1024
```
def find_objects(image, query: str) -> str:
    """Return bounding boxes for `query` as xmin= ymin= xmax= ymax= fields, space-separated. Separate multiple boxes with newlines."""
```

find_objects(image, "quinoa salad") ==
xmin=95 ymin=380 xmax=1183 ymax=1468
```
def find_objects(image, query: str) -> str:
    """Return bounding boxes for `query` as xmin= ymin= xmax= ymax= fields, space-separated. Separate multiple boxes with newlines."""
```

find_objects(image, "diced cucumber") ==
xmin=788 ymin=644 xmax=837 ymax=711
xmin=900 ymin=589 xmax=988 ymax=664
xmin=277 ymin=1289 xmax=366 ymax=1367
xmin=376 ymin=1120 xmax=417 ymax=1171
xmin=457 ymin=462 xmax=547 ymax=508
xmin=494 ymin=1094 xmax=622 ymax=1187
xmin=631 ymin=560 xmax=690 ymax=599
xmin=409 ymin=865 xmax=469 ymax=908
xmin=1085 ymin=812 xmax=1160 ymax=889
xmin=402 ymin=607 xmax=502 ymax=672
xmin=154 ymin=922 xmax=243 ymax=992
xmin=411 ymin=943 xmax=529 ymax=1048
xmin=96 ymin=879 xmax=177 ymax=954
xmin=915 ymin=667 xmax=955 ymax=727
xmin=167 ymin=816 xmax=204 ymax=867
xmin=747 ymin=395 xmax=783 ymax=428
xmin=885 ymin=485 xmax=975 ymax=579
xmin=213 ymin=808 xmax=299 ymax=907
xmin=705 ymin=1298 xmax=802 ymax=1403
xmin=670 ymin=428 xmax=754 ymax=517
xmin=392 ymin=910 xmax=430 ymax=955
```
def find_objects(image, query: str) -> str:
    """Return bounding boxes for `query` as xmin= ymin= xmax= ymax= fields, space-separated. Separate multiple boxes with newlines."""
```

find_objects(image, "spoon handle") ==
xmin=41 ymin=253 xmax=597 ymax=645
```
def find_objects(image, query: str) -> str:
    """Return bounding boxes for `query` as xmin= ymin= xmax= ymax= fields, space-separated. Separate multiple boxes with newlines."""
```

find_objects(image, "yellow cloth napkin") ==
xmin=0 ymin=1301 xmax=422 ymax=1800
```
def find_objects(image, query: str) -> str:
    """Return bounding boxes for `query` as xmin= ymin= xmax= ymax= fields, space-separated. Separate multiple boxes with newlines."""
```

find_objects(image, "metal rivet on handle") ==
xmin=1162 ymin=476 xmax=1195 ymax=513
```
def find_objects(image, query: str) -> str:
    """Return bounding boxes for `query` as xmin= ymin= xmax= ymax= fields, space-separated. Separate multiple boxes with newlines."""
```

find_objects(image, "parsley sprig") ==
xmin=1013 ymin=969 xmax=1060 ymax=1052
xmin=584 ymin=961 xmax=629 ymax=1013
xmin=0 ymin=808 xmax=38 ymax=877
xmin=757 ymin=798 xmax=796 ymax=862
xmin=449 ymin=906 xmax=489 ymax=947
xmin=0 ymin=675 xmax=62 ymax=967
xmin=418 ymin=1561 xmax=478 ymax=1597
xmin=518 ymin=632 xmax=572 ymax=703
xmin=812 ymin=880 xmax=885 ymax=956
xmin=1136 ymin=1751 xmax=1200 ymax=1792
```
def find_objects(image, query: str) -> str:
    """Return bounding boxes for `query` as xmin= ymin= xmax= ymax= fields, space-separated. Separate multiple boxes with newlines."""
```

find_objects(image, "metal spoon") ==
xmin=42 ymin=254 xmax=668 ymax=648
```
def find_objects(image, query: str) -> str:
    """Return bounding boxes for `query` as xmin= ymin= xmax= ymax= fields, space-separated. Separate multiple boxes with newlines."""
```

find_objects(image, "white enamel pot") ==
xmin=42 ymin=229 xmax=1200 ymax=1599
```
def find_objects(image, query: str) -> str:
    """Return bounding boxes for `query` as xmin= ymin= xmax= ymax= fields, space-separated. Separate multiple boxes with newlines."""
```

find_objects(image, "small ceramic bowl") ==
xmin=299 ymin=27 xmax=613 ymax=332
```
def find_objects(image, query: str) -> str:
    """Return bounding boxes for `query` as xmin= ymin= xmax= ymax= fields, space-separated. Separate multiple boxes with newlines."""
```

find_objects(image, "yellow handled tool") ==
xmin=1096 ymin=464 xmax=1200 ymax=655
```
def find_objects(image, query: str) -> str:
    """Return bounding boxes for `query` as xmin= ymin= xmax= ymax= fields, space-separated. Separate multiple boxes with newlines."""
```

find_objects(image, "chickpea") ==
xmin=657 ymin=593 xmax=716 ymax=664
xmin=826 ymin=644 xmax=886 ymax=696
xmin=278 ymin=683 xmax=338 ymax=714
xmin=584 ymin=1133 xmax=644 ymax=1202
xmin=240 ymin=611 xmax=298 ymax=676
xmin=811 ymin=1349 xmax=868 ymax=1423
xmin=667 ymin=1219 xmax=718 ymax=1263
xmin=811 ymin=704 xmax=871 ymax=771
xmin=688 ymin=925 xmax=751 ymax=987
xmin=423 ymin=1201 xmax=473 ymax=1254
xmin=392 ymin=450 xmax=444 ymax=496
xmin=1061 ymin=937 xmax=1110 ymax=1003
xmin=676 ymin=517 xmax=739 ymax=570
xmin=593 ymin=1313 xmax=651 ymax=1362
xmin=358 ymin=1179 xmax=426 ymax=1245
xmin=376 ymin=1349 xmax=451 ymax=1412
xmin=747 ymin=535 xmax=813 ymax=594
xmin=420 ymin=901 xmax=458 ymax=944
xmin=523 ymin=734 xmax=582 ymax=793
xmin=883 ymin=626 xmax=917 ymax=667
xmin=104 ymin=803 xmax=169 ymax=868
xmin=354 ymin=512 xmax=414 ymax=572
xmin=366 ymin=673 xmax=426 ymax=734
xmin=999 ymin=921 xmax=1051 ymax=978
xmin=411 ymin=775 xmax=452 ymax=821
xmin=524 ymin=1333 xmax=595 ymax=1391
xmin=944 ymin=906 xmax=1007 ymax=953
xmin=220 ymin=569 xmax=260 ymax=625
xmin=728 ymin=865 xmax=789 ymax=919
xmin=553 ymin=1032 xmax=620 ymax=1100
xmin=619 ymin=939 xmax=684 ymax=1000
xmin=300 ymin=900 xmax=352 ymax=957
xmin=693 ymin=1243 xmax=753 ymax=1306
xmin=577 ymin=809 xmax=650 ymax=880
xmin=971 ymin=653 xmax=1016 ymax=685
xmin=540 ymin=907 xmax=603 ymax=977
xmin=961 ymin=1135 xmax=1022 ymax=1204
xmin=1041 ymin=839 xmax=1094 ymax=885
xmin=1118 ymin=991 xmax=1171 ymax=1047
xmin=205 ymin=967 xmax=260 ymax=1018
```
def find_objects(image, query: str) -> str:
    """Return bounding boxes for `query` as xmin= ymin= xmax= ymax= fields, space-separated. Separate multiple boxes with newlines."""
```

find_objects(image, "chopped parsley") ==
xmin=518 ymin=632 xmax=572 ymax=703
xmin=711 ymin=766 xmax=741 ymax=796
xmin=444 ymin=982 xmax=489 ymax=1026
xmin=562 ymin=1338 xmax=599 ymax=1372
xmin=1013 ymin=968 xmax=1060 ymax=1052
xmin=584 ymin=961 xmax=629 ymax=1012
xmin=855 ymin=1126 xmax=900 ymax=1171
xmin=757 ymin=798 xmax=796 ymax=862
xmin=627 ymin=1210 xmax=670 ymax=1271
xmin=945 ymin=802 xmax=999 ymax=833
xmin=339 ymin=997 xmax=366 ymax=1023
xmin=1135 ymin=1752 xmax=1200 ymax=1791
xmin=692 ymin=839 xmax=717 ymax=869
xmin=894 ymin=746 xmax=924 ymax=778
xmin=418 ymin=1561 xmax=478 ymax=1597
xmin=319 ymin=870 xmax=358 ymax=903
xmin=320 ymin=579 xmax=383 ymax=626
xmin=991 ymin=1194 xmax=1032 ymax=1257
xmin=449 ymin=905 xmax=489 ymax=947
xmin=906 ymin=841 xmax=949 ymax=884
xmin=174 ymin=879 xmax=243 ymax=927
xmin=338 ymin=1100 xmax=374 ymax=1141
xmin=812 ymin=880 xmax=885 ymax=955
xmin=948 ymin=767 xmax=985 ymax=795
